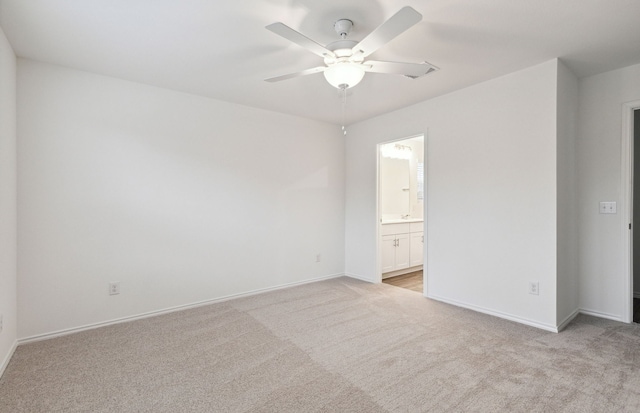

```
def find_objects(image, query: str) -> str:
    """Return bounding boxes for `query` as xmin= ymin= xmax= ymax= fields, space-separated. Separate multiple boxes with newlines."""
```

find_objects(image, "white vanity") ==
xmin=381 ymin=219 xmax=423 ymax=278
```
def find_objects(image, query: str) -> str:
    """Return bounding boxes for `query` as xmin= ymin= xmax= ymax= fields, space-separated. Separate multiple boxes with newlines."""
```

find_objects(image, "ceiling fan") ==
xmin=265 ymin=6 xmax=438 ymax=90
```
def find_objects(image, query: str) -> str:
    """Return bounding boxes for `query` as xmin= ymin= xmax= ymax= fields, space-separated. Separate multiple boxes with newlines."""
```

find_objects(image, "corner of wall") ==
xmin=555 ymin=58 xmax=580 ymax=326
xmin=16 ymin=60 xmax=346 ymax=338
xmin=0 ymin=24 xmax=18 ymax=377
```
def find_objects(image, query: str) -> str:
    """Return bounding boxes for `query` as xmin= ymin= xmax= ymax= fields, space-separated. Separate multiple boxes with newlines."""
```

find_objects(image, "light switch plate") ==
xmin=599 ymin=201 xmax=617 ymax=214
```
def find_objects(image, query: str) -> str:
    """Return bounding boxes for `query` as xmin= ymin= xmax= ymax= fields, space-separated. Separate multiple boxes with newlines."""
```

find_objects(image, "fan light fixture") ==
xmin=265 ymin=7 xmax=437 ymax=134
xmin=265 ymin=7 xmax=438 ymax=89
xmin=323 ymin=62 xmax=365 ymax=89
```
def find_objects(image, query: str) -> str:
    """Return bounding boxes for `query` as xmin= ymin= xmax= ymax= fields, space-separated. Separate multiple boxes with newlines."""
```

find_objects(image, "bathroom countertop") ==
xmin=381 ymin=218 xmax=424 ymax=224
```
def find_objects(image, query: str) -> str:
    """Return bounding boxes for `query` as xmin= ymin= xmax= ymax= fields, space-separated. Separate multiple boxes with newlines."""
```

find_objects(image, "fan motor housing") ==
xmin=324 ymin=40 xmax=362 ymax=65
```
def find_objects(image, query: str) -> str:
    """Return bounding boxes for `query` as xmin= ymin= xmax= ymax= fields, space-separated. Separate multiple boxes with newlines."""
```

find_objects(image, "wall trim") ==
xmin=344 ymin=272 xmax=375 ymax=283
xmin=578 ymin=308 xmax=624 ymax=322
xmin=428 ymin=294 xmax=559 ymax=333
xmin=557 ymin=309 xmax=580 ymax=332
xmin=10 ymin=278 xmax=631 ymax=359
xmin=0 ymin=340 xmax=18 ymax=379
xmin=19 ymin=273 xmax=344 ymax=345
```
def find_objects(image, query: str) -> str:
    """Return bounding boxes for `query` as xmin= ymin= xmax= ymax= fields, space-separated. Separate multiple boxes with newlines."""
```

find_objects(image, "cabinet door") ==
xmin=410 ymin=231 xmax=424 ymax=267
xmin=394 ymin=233 xmax=410 ymax=270
xmin=381 ymin=235 xmax=396 ymax=273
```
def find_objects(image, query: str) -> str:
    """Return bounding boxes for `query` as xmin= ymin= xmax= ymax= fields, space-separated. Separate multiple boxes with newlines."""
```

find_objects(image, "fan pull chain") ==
xmin=341 ymin=85 xmax=347 ymax=136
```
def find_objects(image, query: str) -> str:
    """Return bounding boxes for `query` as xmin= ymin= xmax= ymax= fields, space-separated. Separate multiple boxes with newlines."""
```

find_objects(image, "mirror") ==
xmin=379 ymin=136 xmax=424 ymax=222
xmin=380 ymin=156 xmax=410 ymax=217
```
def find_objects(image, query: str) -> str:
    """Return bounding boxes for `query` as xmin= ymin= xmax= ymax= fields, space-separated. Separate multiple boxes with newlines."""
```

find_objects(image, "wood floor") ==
xmin=382 ymin=270 xmax=423 ymax=293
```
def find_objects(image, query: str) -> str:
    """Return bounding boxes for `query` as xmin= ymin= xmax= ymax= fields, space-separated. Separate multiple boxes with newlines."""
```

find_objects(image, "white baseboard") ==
xmin=427 ymin=294 xmax=559 ymax=333
xmin=17 ymin=274 xmax=629 ymax=348
xmin=557 ymin=309 xmax=580 ymax=332
xmin=578 ymin=308 xmax=624 ymax=322
xmin=344 ymin=272 xmax=375 ymax=283
xmin=0 ymin=340 xmax=18 ymax=379
xmin=19 ymin=273 xmax=344 ymax=345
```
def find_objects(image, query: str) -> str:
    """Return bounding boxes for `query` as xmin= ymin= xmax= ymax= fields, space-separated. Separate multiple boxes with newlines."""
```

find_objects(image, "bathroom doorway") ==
xmin=377 ymin=134 xmax=425 ymax=294
xmin=622 ymin=101 xmax=640 ymax=323
xmin=632 ymin=108 xmax=640 ymax=323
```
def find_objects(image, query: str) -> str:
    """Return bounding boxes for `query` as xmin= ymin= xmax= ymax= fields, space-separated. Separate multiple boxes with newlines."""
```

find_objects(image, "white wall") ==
xmin=0 ymin=25 xmax=17 ymax=373
xmin=578 ymin=62 xmax=640 ymax=320
xmin=346 ymin=60 xmax=559 ymax=330
xmin=17 ymin=59 xmax=345 ymax=339
xmin=556 ymin=60 xmax=579 ymax=326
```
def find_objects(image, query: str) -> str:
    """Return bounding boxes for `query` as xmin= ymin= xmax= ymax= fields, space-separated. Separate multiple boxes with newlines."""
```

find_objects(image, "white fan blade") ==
xmin=264 ymin=66 xmax=327 ymax=82
xmin=266 ymin=23 xmax=335 ymax=58
xmin=364 ymin=60 xmax=438 ymax=78
xmin=353 ymin=7 xmax=422 ymax=58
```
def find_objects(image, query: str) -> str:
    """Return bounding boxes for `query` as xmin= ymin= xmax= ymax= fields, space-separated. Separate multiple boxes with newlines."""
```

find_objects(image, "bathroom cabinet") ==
xmin=381 ymin=221 xmax=423 ymax=275
xmin=381 ymin=233 xmax=410 ymax=273
xmin=410 ymin=231 xmax=424 ymax=267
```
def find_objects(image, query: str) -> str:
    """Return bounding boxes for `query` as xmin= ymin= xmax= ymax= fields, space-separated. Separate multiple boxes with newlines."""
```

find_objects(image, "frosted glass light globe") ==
xmin=323 ymin=63 xmax=365 ymax=89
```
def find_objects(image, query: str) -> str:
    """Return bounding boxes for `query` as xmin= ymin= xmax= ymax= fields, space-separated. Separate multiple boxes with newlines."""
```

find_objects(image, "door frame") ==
xmin=376 ymin=133 xmax=427 ymax=295
xmin=621 ymin=100 xmax=640 ymax=323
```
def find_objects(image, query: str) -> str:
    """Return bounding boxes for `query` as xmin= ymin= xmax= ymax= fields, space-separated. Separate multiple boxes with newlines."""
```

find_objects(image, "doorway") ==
xmin=623 ymin=102 xmax=640 ymax=323
xmin=633 ymin=108 xmax=640 ymax=322
xmin=377 ymin=134 xmax=426 ymax=294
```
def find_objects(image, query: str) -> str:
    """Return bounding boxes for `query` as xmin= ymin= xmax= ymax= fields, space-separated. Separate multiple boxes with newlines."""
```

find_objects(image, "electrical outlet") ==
xmin=528 ymin=281 xmax=539 ymax=295
xmin=109 ymin=282 xmax=120 ymax=295
xmin=316 ymin=254 xmax=321 ymax=263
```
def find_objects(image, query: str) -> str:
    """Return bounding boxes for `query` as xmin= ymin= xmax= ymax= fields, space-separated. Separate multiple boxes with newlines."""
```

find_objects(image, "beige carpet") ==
xmin=1 ymin=277 xmax=640 ymax=412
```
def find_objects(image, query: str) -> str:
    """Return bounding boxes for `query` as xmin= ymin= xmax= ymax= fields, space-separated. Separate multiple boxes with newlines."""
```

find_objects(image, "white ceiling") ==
xmin=2 ymin=0 xmax=640 ymax=125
